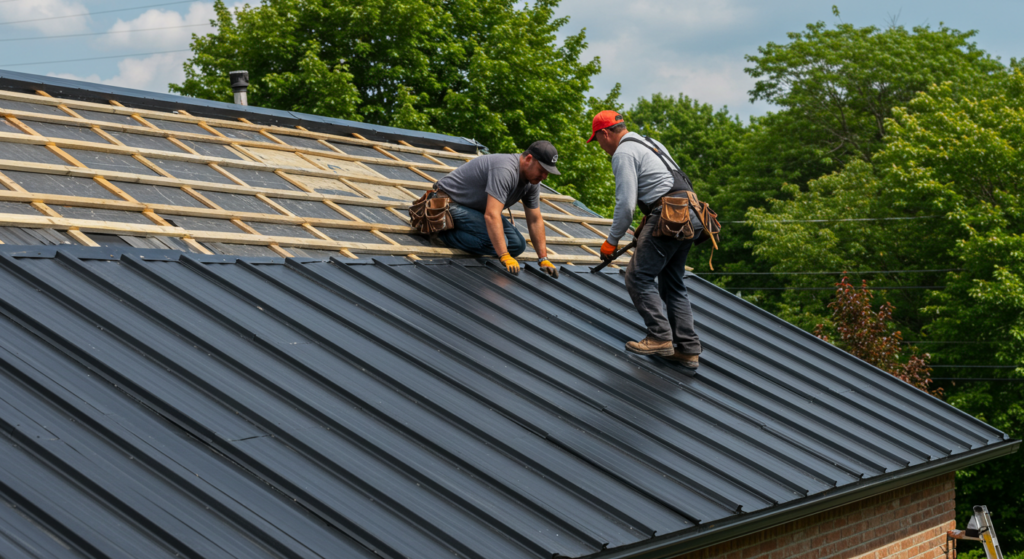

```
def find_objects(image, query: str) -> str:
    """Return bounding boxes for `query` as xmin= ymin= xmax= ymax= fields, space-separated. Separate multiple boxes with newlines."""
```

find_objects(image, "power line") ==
xmin=700 ymin=268 xmax=960 ymax=276
xmin=725 ymin=285 xmax=944 ymax=291
xmin=903 ymin=340 xmax=1010 ymax=345
xmin=0 ymin=23 xmax=209 ymax=42
xmin=1 ymin=49 xmax=190 ymax=67
xmin=722 ymin=216 xmax=942 ymax=224
xmin=929 ymin=365 xmax=1021 ymax=369
xmin=932 ymin=378 xmax=1024 ymax=382
xmin=0 ymin=0 xmax=194 ymax=26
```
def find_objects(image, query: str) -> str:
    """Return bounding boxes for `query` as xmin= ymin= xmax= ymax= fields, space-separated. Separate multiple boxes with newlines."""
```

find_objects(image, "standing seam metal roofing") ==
xmin=0 ymin=245 xmax=1014 ymax=559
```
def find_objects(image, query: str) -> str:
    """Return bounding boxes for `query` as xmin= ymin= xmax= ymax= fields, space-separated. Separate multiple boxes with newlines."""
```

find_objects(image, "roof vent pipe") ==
xmin=229 ymin=71 xmax=249 ymax=106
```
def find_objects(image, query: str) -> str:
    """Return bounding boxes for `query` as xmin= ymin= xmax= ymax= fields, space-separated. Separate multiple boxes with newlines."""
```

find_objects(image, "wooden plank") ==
xmin=0 ymin=189 xmax=144 ymax=211
xmin=0 ymin=213 xmax=186 ymax=235
xmin=66 ymin=229 xmax=100 ymax=247
xmin=1 ymin=90 xmax=475 ymax=161
xmin=183 ymin=237 xmax=215 ymax=254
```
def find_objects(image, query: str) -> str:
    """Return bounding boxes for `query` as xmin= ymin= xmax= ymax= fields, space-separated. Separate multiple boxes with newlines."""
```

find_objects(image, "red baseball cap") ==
xmin=587 ymin=110 xmax=624 ymax=143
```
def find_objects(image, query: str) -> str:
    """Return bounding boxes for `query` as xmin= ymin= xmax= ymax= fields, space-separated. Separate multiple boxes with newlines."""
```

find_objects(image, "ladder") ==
xmin=948 ymin=505 xmax=1003 ymax=559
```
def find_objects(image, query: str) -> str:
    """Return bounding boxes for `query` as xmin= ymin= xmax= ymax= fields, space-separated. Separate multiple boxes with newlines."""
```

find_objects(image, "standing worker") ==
xmin=589 ymin=110 xmax=703 ymax=367
xmin=433 ymin=141 xmax=561 ymax=278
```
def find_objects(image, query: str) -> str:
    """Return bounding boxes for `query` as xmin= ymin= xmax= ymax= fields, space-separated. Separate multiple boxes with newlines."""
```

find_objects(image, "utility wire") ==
xmin=725 ymin=285 xmax=944 ymax=291
xmin=929 ymin=365 xmax=1021 ymax=369
xmin=903 ymin=340 xmax=1010 ymax=345
xmin=700 ymin=268 xmax=960 ymax=276
xmin=0 ymin=23 xmax=209 ymax=42
xmin=721 ymin=216 xmax=942 ymax=224
xmin=1 ymin=49 xmax=190 ymax=67
xmin=933 ymin=378 xmax=1024 ymax=382
xmin=0 ymin=0 xmax=194 ymax=25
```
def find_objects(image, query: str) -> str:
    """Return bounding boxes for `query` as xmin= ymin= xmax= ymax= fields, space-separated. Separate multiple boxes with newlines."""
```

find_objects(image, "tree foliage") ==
xmin=171 ymin=0 xmax=618 ymax=213
xmin=705 ymin=21 xmax=1004 ymax=279
xmin=815 ymin=276 xmax=936 ymax=393
xmin=750 ymin=64 xmax=1024 ymax=547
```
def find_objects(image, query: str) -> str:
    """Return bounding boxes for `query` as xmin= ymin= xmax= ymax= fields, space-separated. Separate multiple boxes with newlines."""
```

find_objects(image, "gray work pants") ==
xmin=624 ymin=209 xmax=702 ymax=355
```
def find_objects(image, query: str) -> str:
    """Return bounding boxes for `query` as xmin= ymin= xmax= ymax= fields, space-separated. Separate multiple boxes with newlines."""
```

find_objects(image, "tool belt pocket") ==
xmin=686 ymin=191 xmax=721 ymax=248
xmin=409 ymin=190 xmax=454 ymax=234
xmin=653 ymin=196 xmax=695 ymax=240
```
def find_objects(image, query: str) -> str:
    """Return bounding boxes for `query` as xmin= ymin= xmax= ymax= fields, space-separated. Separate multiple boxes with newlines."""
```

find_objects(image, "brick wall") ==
xmin=675 ymin=473 xmax=956 ymax=559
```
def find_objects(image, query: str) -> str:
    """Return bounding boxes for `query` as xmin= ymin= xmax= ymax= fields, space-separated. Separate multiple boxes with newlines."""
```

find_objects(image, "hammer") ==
xmin=590 ymin=239 xmax=637 ymax=273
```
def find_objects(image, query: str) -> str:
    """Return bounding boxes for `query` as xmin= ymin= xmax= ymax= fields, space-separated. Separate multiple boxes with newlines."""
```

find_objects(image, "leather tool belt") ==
xmin=409 ymin=189 xmax=454 ymax=234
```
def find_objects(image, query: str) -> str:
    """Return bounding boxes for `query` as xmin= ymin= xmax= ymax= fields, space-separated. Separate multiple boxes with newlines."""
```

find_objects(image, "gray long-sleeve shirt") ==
xmin=607 ymin=132 xmax=681 ymax=245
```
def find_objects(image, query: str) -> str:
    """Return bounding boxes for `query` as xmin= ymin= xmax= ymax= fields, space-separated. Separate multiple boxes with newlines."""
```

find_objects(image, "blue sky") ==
xmin=1 ymin=0 xmax=1020 ymax=121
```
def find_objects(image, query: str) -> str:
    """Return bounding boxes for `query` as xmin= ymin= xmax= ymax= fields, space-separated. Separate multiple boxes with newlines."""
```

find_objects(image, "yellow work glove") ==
xmin=498 ymin=252 xmax=520 ymax=275
xmin=538 ymin=258 xmax=559 ymax=279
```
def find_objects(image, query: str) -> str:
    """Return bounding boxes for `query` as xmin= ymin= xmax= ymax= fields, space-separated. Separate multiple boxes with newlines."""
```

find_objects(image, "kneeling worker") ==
xmin=435 ymin=141 xmax=560 ymax=278
xmin=589 ymin=110 xmax=703 ymax=367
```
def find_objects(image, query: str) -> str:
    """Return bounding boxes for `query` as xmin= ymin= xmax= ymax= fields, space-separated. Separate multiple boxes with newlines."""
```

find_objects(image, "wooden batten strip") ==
xmin=93 ymin=176 xmax=138 ymax=202
xmin=0 ymin=113 xmax=460 ymax=174
xmin=267 ymin=244 xmax=294 ymax=257
xmin=48 ymin=145 xmax=87 ymax=167
xmin=5 ymin=116 xmax=40 ymax=136
xmin=31 ymin=202 xmax=62 ymax=218
xmin=133 ymin=154 xmax=175 ymax=178
xmin=131 ymin=114 xmax=159 ymax=129
xmin=408 ymin=167 xmax=437 ymax=183
xmin=0 ymin=170 xmax=27 ymax=192
xmin=209 ymin=163 xmax=248 ymax=187
xmin=198 ymin=122 xmax=226 ymax=137
xmin=260 ymin=130 xmax=289 ymax=145
xmin=168 ymin=137 xmax=200 ymax=155
xmin=143 ymin=210 xmax=174 ymax=227
xmin=183 ymin=237 xmax=215 ymax=254
xmin=66 ymin=230 xmax=100 ymax=247
xmin=1 ymin=90 xmax=476 ymax=162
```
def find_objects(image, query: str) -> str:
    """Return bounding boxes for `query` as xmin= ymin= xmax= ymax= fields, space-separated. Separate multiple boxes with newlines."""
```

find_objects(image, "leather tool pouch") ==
xmin=653 ymin=196 xmax=695 ymax=240
xmin=686 ymin=191 xmax=721 ymax=248
xmin=409 ymin=190 xmax=454 ymax=234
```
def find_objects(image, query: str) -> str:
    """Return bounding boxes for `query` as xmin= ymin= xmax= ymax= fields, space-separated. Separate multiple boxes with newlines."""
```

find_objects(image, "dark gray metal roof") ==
xmin=0 ymin=245 xmax=1014 ymax=559
xmin=0 ymin=70 xmax=484 ymax=153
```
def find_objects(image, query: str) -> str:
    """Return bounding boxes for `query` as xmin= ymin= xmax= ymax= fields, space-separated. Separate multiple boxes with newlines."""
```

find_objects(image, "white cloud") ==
xmin=97 ymin=2 xmax=216 ymax=51
xmin=50 ymin=51 xmax=190 ymax=92
xmin=0 ymin=0 xmax=90 ymax=35
xmin=554 ymin=0 xmax=773 ymax=119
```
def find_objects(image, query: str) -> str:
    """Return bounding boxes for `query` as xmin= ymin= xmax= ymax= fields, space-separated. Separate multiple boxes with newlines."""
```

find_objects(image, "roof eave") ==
xmin=591 ymin=438 xmax=1020 ymax=559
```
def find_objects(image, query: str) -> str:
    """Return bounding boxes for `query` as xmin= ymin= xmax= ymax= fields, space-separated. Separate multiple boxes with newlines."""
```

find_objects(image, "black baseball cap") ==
xmin=525 ymin=140 xmax=560 ymax=175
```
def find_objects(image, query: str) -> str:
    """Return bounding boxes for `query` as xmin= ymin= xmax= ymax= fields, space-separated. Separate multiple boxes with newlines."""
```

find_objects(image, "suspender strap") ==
xmin=619 ymin=135 xmax=694 ymax=194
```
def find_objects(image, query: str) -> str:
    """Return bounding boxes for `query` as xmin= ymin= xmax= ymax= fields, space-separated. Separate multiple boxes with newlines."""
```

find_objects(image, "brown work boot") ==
xmin=665 ymin=352 xmax=700 ymax=369
xmin=625 ymin=336 xmax=675 ymax=356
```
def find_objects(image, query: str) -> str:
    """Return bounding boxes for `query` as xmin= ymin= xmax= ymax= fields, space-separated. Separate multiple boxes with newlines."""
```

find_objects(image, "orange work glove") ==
xmin=498 ymin=252 xmax=520 ymax=274
xmin=538 ymin=258 xmax=559 ymax=279
xmin=600 ymin=240 xmax=617 ymax=261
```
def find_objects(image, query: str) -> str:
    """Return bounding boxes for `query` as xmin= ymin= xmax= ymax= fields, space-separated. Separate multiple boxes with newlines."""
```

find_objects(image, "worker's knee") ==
xmin=507 ymin=231 xmax=526 ymax=257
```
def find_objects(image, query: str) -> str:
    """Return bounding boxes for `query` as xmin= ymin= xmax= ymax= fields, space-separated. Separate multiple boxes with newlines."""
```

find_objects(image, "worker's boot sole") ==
xmin=625 ymin=339 xmax=675 ymax=357
xmin=665 ymin=352 xmax=700 ymax=369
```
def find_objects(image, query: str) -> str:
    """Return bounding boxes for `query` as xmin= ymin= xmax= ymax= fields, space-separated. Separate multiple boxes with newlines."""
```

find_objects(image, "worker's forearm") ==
xmin=484 ymin=212 xmax=508 ymax=256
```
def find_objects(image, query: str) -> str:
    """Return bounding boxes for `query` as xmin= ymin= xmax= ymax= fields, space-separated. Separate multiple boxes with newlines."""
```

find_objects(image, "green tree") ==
xmin=749 ymin=66 xmax=1024 ymax=548
xmin=707 ymin=20 xmax=1003 ymax=279
xmin=171 ymin=0 xmax=617 ymax=212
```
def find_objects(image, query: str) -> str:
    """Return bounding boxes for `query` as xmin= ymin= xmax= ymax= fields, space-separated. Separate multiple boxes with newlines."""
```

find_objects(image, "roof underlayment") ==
xmin=0 ymin=246 xmax=1015 ymax=559
xmin=0 ymin=72 xmax=620 ymax=264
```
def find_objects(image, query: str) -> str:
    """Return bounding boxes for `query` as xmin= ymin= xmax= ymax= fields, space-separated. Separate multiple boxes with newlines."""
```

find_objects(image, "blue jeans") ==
xmin=438 ymin=203 xmax=526 ymax=257
xmin=624 ymin=207 xmax=702 ymax=354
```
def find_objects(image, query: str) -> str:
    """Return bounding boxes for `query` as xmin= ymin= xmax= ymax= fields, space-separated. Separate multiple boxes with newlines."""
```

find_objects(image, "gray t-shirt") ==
xmin=434 ymin=154 xmax=540 ymax=212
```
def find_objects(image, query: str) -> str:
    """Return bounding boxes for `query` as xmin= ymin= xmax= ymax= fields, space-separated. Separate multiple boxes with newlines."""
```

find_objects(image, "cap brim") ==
xmin=586 ymin=130 xmax=597 ymax=143
xmin=538 ymin=161 xmax=560 ymax=175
